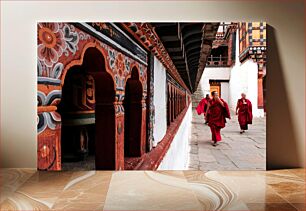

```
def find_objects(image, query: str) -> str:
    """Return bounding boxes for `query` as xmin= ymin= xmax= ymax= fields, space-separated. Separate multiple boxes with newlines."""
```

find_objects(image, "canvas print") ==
xmin=37 ymin=22 xmax=266 ymax=171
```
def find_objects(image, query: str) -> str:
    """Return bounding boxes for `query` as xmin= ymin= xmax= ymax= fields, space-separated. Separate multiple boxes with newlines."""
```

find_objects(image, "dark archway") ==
xmin=58 ymin=47 xmax=116 ymax=170
xmin=59 ymin=65 xmax=93 ymax=168
xmin=124 ymin=68 xmax=143 ymax=157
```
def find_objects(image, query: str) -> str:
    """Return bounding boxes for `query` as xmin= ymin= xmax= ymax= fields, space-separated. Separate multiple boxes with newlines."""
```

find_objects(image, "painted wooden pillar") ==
xmin=114 ymin=91 xmax=125 ymax=170
xmin=227 ymin=28 xmax=236 ymax=66
xmin=257 ymin=63 xmax=265 ymax=109
xmin=140 ymin=97 xmax=147 ymax=156
xmin=37 ymin=85 xmax=62 ymax=171
xmin=37 ymin=113 xmax=61 ymax=171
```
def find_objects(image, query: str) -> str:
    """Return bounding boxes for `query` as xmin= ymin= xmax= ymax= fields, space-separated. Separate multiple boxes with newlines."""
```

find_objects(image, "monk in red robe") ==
xmin=196 ymin=94 xmax=211 ymax=124
xmin=205 ymin=91 xmax=231 ymax=146
xmin=236 ymin=93 xmax=253 ymax=134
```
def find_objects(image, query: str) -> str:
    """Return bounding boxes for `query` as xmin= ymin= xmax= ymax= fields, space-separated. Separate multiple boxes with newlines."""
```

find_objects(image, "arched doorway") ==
xmin=58 ymin=47 xmax=116 ymax=170
xmin=124 ymin=68 xmax=143 ymax=157
xmin=58 ymin=65 xmax=95 ymax=169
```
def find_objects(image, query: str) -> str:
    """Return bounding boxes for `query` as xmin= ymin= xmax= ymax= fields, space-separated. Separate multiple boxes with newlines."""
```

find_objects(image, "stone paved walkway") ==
xmin=188 ymin=109 xmax=266 ymax=171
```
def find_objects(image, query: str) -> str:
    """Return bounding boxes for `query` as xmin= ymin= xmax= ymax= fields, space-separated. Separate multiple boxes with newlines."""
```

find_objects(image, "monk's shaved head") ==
xmin=211 ymin=91 xmax=219 ymax=98
xmin=241 ymin=93 xmax=246 ymax=98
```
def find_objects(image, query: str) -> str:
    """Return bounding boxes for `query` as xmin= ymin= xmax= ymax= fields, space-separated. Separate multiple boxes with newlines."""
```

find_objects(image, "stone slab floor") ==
xmin=188 ymin=108 xmax=266 ymax=170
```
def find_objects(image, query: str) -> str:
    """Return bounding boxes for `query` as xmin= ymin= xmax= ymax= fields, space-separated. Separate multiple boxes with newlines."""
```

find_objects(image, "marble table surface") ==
xmin=0 ymin=169 xmax=304 ymax=210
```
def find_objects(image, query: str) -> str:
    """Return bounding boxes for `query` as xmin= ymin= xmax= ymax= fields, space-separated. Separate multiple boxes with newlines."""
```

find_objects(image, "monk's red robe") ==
xmin=207 ymin=98 xmax=231 ymax=142
xmin=196 ymin=98 xmax=209 ymax=115
xmin=237 ymin=98 xmax=253 ymax=130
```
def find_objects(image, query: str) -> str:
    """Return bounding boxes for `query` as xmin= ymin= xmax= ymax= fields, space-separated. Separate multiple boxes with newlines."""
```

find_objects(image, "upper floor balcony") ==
xmin=206 ymin=55 xmax=230 ymax=67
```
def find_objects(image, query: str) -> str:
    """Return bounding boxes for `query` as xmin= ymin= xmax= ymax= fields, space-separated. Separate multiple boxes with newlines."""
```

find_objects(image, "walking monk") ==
xmin=196 ymin=94 xmax=211 ymax=124
xmin=236 ymin=93 xmax=253 ymax=134
xmin=205 ymin=91 xmax=231 ymax=146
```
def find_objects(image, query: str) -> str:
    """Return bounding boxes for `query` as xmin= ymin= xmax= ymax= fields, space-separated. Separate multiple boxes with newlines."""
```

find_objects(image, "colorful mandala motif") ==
xmin=38 ymin=23 xmax=66 ymax=67
xmin=37 ymin=23 xmax=90 ymax=79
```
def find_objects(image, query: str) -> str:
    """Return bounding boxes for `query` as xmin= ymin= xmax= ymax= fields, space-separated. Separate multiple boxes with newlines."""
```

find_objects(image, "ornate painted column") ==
xmin=37 ymin=86 xmax=62 ymax=171
xmin=114 ymin=90 xmax=125 ymax=170
xmin=257 ymin=62 xmax=266 ymax=109
xmin=140 ymin=95 xmax=147 ymax=155
xmin=227 ymin=25 xmax=237 ymax=67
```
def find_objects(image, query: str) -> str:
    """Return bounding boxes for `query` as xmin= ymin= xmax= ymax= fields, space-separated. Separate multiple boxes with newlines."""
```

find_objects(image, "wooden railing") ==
xmin=206 ymin=56 xmax=229 ymax=67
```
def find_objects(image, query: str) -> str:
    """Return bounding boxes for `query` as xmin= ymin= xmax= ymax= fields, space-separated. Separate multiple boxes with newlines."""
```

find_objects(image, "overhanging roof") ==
xmin=151 ymin=23 xmax=219 ymax=92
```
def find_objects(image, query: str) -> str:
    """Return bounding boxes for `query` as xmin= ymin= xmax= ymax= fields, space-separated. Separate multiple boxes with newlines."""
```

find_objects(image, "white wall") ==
xmin=221 ymin=82 xmax=229 ymax=103
xmin=158 ymin=104 xmax=192 ymax=170
xmin=228 ymin=29 xmax=264 ymax=117
xmin=153 ymin=57 xmax=167 ymax=147
xmin=198 ymin=67 xmax=231 ymax=96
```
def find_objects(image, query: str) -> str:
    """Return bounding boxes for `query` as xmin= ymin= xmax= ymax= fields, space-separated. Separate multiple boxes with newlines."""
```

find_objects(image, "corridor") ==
xmin=188 ymin=109 xmax=266 ymax=171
